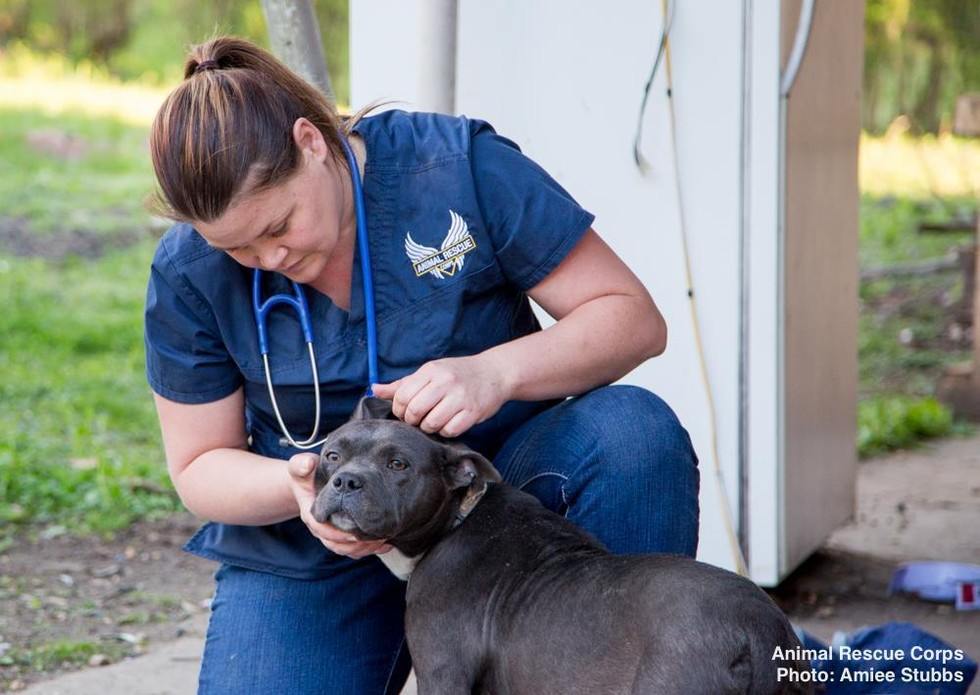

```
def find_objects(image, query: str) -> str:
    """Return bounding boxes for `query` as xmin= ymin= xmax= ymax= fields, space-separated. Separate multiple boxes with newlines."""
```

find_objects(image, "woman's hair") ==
xmin=150 ymin=36 xmax=369 ymax=223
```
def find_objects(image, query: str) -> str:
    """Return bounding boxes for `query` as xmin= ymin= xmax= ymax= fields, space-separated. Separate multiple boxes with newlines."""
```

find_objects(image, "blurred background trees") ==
xmin=1 ymin=0 xmax=978 ymax=130
xmin=0 ymin=0 xmax=350 ymax=103
xmin=864 ymin=0 xmax=980 ymax=133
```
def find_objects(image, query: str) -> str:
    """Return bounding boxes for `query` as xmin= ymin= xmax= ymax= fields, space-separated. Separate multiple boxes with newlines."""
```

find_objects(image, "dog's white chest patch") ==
xmin=378 ymin=548 xmax=421 ymax=581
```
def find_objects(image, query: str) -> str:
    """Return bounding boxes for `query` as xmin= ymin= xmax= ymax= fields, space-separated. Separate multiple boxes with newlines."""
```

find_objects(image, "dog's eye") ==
xmin=387 ymin=459 xmax=408 ymax=471
xmin=325 ymin=451 xmax=340 ymax=463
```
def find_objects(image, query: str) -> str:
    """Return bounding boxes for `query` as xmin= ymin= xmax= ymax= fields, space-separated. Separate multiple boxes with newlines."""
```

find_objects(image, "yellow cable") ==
xmin=660 ymin=0 xmax=749 ymax=577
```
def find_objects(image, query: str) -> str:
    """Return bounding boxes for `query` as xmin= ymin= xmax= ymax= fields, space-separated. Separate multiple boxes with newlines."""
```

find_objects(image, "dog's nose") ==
xmin=332 ymin=472 xmax=364 ymax=492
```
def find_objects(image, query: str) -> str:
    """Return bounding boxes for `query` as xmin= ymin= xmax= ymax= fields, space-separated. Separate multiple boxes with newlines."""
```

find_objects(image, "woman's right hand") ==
xmin=287 ymin=453 xmax=392 ymax=560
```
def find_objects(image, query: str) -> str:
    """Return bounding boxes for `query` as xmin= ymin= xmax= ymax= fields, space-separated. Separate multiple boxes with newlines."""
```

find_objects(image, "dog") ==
xmin=311 ymin=398 xmax=813 ymax=694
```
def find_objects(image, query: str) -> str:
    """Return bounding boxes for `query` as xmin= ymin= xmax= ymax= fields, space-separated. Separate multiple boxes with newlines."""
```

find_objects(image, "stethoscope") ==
xmin=252 ymin=136 xmax=378 ymax=450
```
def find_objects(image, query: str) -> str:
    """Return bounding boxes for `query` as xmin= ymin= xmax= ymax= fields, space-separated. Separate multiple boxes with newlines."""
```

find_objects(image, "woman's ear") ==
xmin=442 ymin=443 xmax=502 ymax=491
xmin=291 ymin=117 xmax=328 ymax=162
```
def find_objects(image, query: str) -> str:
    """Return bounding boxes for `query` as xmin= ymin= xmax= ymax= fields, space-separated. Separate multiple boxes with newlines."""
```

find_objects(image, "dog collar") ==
xmin=382 ymin=482 xmax=489 ymax=583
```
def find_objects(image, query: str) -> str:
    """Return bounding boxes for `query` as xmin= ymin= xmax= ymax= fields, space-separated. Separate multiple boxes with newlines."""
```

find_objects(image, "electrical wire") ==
xmin=632 ymin=0 xmax=674 ymax=172
xmin=636 ymin=0 xmax=750 ymax=576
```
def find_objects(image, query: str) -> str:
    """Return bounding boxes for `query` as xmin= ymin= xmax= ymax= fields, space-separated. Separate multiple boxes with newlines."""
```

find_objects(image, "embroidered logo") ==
xmin=404 ymin=210 xmax=477 ymax=279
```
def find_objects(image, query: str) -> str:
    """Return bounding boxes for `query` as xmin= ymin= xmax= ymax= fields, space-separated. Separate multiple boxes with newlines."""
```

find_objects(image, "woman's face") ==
xmin=194 ymin=119 xmax=352 ymax=285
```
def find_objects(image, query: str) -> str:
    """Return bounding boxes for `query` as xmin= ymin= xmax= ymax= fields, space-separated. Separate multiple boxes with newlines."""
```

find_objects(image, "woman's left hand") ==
xmin=372 ymin=354 xmax=511 ymax=438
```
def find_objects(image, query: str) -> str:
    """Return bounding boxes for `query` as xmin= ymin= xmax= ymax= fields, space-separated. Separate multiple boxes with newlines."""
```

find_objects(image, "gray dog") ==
xmin=311 ymin=399 xmax=813 ymax=694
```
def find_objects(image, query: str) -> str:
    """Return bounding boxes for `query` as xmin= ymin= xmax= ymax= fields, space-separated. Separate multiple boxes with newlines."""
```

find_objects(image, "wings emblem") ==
xmin=404 ymin=210 xmax=477 ymax=279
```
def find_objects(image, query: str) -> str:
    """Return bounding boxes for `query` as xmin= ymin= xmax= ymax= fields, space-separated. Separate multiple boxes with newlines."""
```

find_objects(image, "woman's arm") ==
xmin=153 ymin=388 xmax=294 ymax=525
xmin=154 ymin=389 xmax=389 ymax=558
xmin=372 ymin=229 xmax=665 ymax=435
xmin=486 ymin=228 xmax=665 ymax=400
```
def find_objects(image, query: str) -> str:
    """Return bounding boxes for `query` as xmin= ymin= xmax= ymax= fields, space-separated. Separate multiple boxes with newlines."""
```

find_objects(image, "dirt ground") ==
xmin=2 ymin=436 xmax=979 ymax=693
xmin=0 ymin=217 xmax=157 ymax=261
xmin=0 ymin=514 xmax=215 ymax=692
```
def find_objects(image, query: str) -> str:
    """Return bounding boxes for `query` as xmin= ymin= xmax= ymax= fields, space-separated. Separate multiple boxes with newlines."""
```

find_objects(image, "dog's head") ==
xmin=311 ymin=398 xmax=501 ymax=554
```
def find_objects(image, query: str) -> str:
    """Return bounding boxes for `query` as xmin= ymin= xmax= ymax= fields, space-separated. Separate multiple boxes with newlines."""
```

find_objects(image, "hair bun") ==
xmin=194 ymin=59 xmax=221 ymax=74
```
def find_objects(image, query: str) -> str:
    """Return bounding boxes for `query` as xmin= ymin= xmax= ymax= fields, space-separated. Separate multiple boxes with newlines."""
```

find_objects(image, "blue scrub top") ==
xmin=144 ymin=110 xmax=595 ymax=578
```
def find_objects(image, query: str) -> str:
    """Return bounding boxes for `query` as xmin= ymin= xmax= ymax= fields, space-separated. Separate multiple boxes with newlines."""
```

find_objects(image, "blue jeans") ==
xmin=197 ymin=385 xmax=699 ymax=694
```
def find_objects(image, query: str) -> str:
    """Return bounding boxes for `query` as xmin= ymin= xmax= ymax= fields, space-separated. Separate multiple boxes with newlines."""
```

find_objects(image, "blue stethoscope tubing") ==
xmin=252 ymin=135 xmax=378 ymax=450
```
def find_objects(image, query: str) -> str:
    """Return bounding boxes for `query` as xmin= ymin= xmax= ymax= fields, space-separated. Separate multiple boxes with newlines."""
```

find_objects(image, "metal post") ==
xmin=416 ymin=0 xmax=458 ymax=114
xmin=261 ymin=0 xmax=334 ymax=100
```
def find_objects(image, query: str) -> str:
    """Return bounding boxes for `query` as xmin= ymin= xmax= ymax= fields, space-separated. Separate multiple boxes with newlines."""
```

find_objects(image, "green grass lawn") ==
xmin=0 ymin=241 xmax=182 ymax=541
xmin=0 ymin=108 xmax=158 ymax=236
xmin=0 ymin=94 xmax=180 ymax=540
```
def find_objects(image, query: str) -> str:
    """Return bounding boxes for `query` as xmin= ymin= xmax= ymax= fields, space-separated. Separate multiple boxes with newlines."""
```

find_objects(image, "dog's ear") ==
xmin=441 ymin=442 xmax=502 ymax=491
xmin=350 ymin=396 xmax=395 ymax=421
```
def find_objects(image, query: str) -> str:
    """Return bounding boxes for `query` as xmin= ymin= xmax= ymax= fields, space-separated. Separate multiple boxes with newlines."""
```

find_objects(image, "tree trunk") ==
xmin=911 ymin=35 xmax=945 ymax=133
xmin=261 ymin=0 xmax=333 ymax=100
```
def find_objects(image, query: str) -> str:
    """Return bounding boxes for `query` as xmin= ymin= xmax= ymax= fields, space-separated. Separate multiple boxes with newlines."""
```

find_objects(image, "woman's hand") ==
xmin=286 ymin=453 xmax=391 ymax=559
xmin=371 ymin=354 xmax=511 ymax=438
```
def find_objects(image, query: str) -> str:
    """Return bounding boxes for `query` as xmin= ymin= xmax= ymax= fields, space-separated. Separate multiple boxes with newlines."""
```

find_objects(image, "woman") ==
xmin=145 ymin=36 xmax=699 ymax=694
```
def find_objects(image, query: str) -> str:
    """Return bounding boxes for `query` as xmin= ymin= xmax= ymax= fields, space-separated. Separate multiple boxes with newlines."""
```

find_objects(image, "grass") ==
xmin=857 ymin=396 xmax=956 ymax=458
xmin=855 ymin=128 xmax=977 ymax=456
xmin=858 ymin=195 xmax=976 ymax=267
xmin=0 ymin=52 xmax=183 ymax=539
xmin=0 ymin=639 xmax=128 ymax=672
xmin=0 ymin=63 xmax=184 ymax=539
xmin=856 ymin=195 xmax=974 ymax=456
xmin=0 ymin=242 xmax=183 ymax=538
xmin=0 ymin=47 xmax=167 ymax=237
xmin=0 ymin=108 xmax=160 ymax=236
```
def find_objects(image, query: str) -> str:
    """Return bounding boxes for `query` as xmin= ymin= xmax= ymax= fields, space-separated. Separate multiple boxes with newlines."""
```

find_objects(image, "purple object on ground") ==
xmin=889 ymin=562 xmax=980 ymax=602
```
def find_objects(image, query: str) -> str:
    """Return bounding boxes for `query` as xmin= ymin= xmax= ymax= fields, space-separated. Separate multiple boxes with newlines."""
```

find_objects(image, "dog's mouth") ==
xmin=311 ymin=490 xmax=364 ymax=534
xmin=328 ymin=509 xmax=359 ymax=533
xmin=311 ymin=477 xmax=391 ymax=541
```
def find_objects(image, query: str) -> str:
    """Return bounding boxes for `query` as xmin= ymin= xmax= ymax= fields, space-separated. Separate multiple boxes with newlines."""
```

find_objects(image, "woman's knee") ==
xmin=559 ymin=387 xmax=700 ymax=556
xmin=568 ymin=385 xmax=697 ymax=467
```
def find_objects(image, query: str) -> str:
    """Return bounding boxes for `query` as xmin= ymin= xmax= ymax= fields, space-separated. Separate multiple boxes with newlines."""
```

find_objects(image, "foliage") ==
xmin=864 ymin=0 xmax=980 ymax=133
xmin=0 ymin=0 xmax=350 ymax=102
xmin=857 ymin=396 xmax=953 ymax=457
xmin=3 ymin=0 xmax=979 ymax=133
xmin=858 ymin=194 xmax=975 ymax=267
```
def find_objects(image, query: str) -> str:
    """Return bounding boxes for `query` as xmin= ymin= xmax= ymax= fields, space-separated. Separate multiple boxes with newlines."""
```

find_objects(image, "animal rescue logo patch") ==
xmin=404 ymin=210 xmax=477 ymax=279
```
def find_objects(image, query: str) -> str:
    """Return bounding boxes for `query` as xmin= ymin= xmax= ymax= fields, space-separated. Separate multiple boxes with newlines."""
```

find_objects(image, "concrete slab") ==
xmin=21 ymin=615 xmax=208 ymax=695
xmin=825 ymin=434 xmax=980 ymax=563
